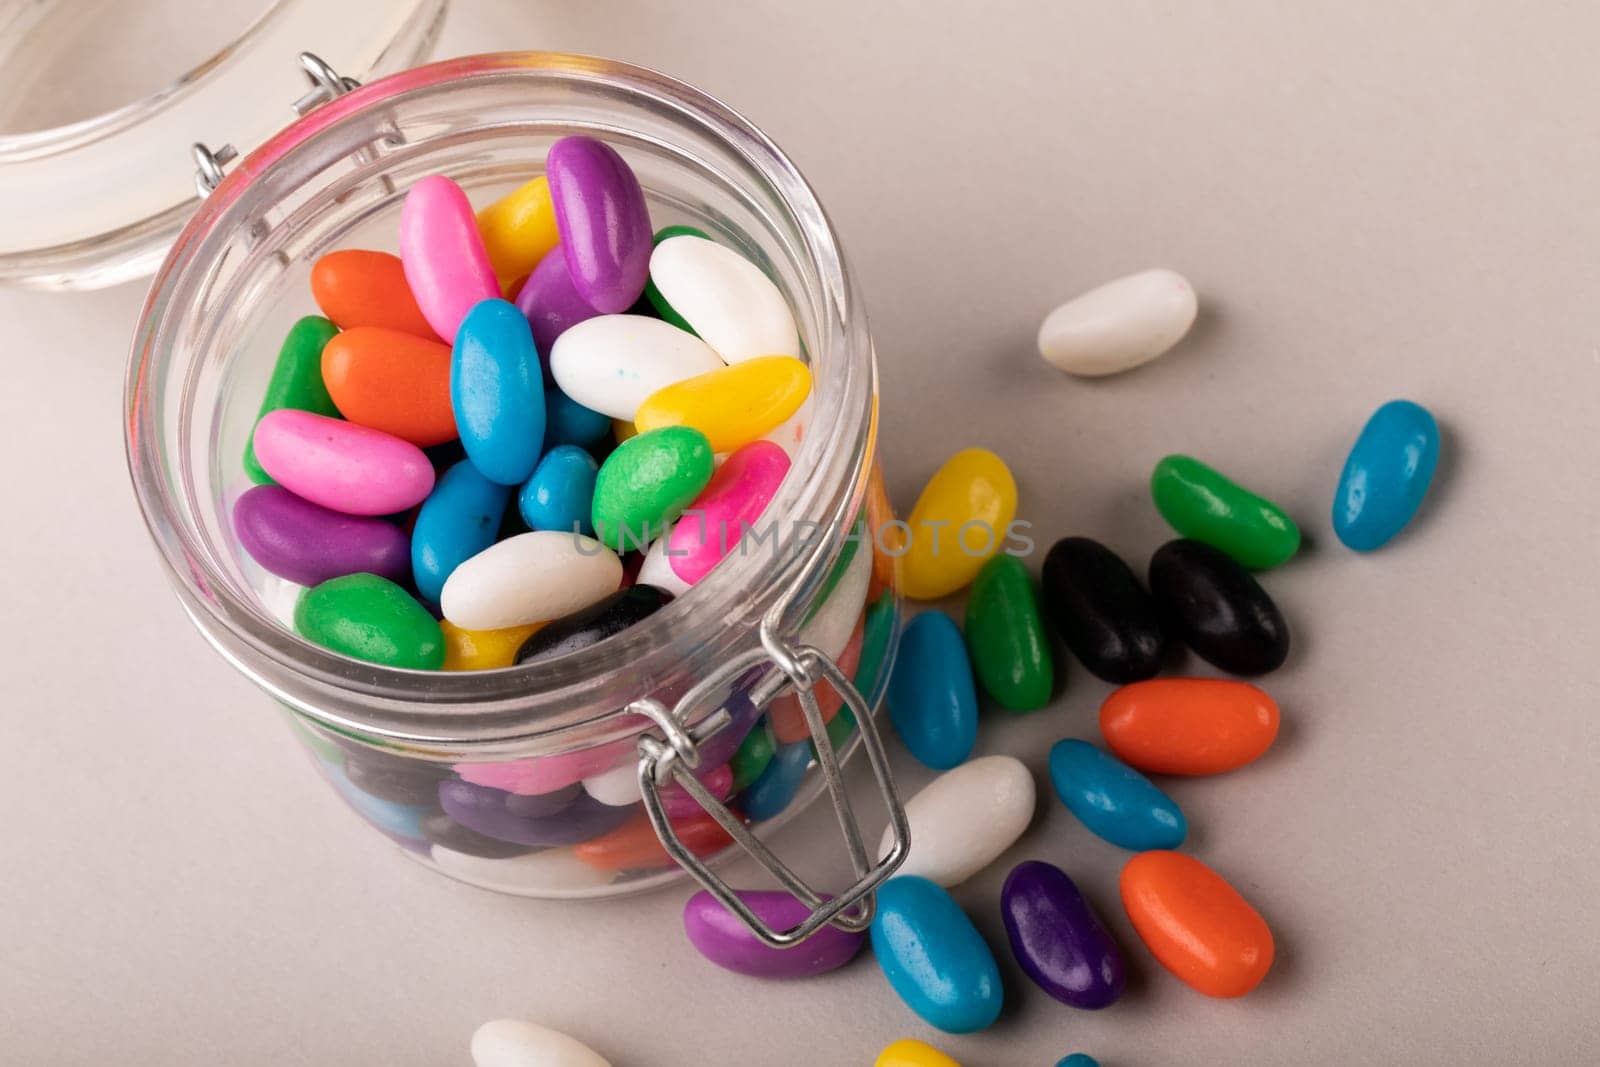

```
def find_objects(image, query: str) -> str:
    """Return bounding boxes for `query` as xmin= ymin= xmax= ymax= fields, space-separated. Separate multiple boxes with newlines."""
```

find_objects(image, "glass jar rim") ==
xmin=125 ymin=52 xmax=878 ymax=752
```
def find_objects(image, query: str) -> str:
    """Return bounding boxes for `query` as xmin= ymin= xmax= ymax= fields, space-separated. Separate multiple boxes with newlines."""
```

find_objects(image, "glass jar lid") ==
xmin=0 ymin=0 xmax=445 ymax=289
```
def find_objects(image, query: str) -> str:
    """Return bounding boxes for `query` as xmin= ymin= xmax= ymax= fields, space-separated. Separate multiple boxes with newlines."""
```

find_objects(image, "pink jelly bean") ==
xmin=669 ymin=440 xmax=791 ymax=584
xmin=252 ymin=410 xmax=434 ymax=516
xmin=661 ymin=763 xmax=735 ymax=818
xmin=398 ymin=175 xmax=499 ymax=343
xmin=456 ymin=739 xmax=634 ymax=797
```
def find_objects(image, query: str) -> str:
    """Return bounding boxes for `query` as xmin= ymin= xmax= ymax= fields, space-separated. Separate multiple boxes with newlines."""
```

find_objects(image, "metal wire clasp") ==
xmin=633 ymin=607 xmax=910 ymax=948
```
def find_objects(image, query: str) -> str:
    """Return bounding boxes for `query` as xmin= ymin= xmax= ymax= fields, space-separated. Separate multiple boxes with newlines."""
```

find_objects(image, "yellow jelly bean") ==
xmin=475 ymin=176 xmax=560 ymax=286
xmin=875 ymin=1038 xmax=963 ymax=1067
xmin=441 ymin=620 xmax=544 ymax=671
xmin=897 ymin=447 xmax=1018 ymax=600
xmin=632 ymin=355 xmax=811 ymax=452
xmin=613 ymin=418 xmax=638 ymax=444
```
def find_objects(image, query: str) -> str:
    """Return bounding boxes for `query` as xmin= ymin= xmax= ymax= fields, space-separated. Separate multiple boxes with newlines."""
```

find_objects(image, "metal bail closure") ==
xmin=634 ymin=615 xmax=910 ymax=949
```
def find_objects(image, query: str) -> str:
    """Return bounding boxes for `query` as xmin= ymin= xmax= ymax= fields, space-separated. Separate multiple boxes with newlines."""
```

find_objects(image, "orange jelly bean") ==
xmin=574 ymin=809 xmax=736 ymax=871
xmin=310 ymin=249 xmax=441 ymax=340
xmin=321 ymin=327 xmax=458 ymax=447
xmin=1120 ymin=851 xmax=1274 ymax=998
xmin=769 ymin=615 xmax=865 ymax=744
xmin=1100 ymin=678 xmax=1280 ymax=776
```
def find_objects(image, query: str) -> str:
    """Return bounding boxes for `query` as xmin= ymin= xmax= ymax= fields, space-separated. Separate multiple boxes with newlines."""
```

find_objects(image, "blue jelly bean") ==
xmin=329 ymin=767 xmax=427 ymax=841
xmin=871 ymin=876 xmax=1004 ymax=1034
xmin=740 ymin=739 xmax=812 ymax=821
xmin=452 ymin=298 xmax=545 ymax=485
xmin=519 ymin=445 xmax=599 ymax=535
xmin=1055 ymin=1056 xmax=1100 ymax=1067
xmin=888 ymin=611 xmax=978 ymax=770
xmin=411 ymin=459 xmax=510 ymax=605
xmin=1048 ymin=738 xmax=1186 ymax=851
xmin=545 ymin=385 xmax=613 ymax=449
xmin=1333 ymin=398 xmax=1441 ymax=551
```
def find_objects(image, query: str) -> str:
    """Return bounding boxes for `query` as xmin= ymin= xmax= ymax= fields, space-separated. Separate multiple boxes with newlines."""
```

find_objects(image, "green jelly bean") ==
xmin=1150 ymin=454 xmax=1300 ymax=570
xmin=731 ymin=722 xmax=778 ymax=792
xmin=294 ymin=574 xmax=445 ymax=670
xmin=854 ymin=590 xmax=898 ymax=698
xmin=591 ymin=426 xmax=714 ymax=552
xmin=644 ymin=224 xmax=711 ymax=334
xmin=243 ymin=316 xmax=341 ymax=484
xmin=964 ymin=555 xmax=1054 ymax=712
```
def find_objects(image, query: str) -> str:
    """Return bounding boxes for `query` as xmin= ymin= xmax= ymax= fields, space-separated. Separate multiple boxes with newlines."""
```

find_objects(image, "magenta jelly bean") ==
xmin=252 ymin=409 xmax=435 ymax=516
xmin=455 ymin=738 xmax=636 ymax=797
xmin=232 ymin=484 xmax=410 ymax=586
xmin=669 ymin=440 xmax=791 ymax=584
xmin=513 ymin=242 xmax=603 ymax=357
xmin=683 ymin=889 xmax=866 ymax=978
xmin=546 ymin=136 xmax=653 ymax=313
xmin=660 ymin=763 xmax=735 ymax=818
xmin=399 ymin=175 xmax=499 ymax=342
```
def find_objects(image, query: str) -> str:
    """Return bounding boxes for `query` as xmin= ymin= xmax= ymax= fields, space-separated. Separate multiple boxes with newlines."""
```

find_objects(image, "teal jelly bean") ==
xmin=1333 ymin=399 xmax=1441 ymax=551
xmin=545 ymin=385 xmax=612 ymax=449
xmin=741 ymin=739 xmax=812 ymax=821
xmin=1048 ymin=738 xmax=1186 ymax=850
xmin=888 ymin=611 xmax=978 ymax=770
xmin=519 ymin=445 xmax=599 ymax=535
xmin=871 ymin=876 xmax=1004 ymax=1034
xmin=452 ymin=298 xmax=545 ymax=485
xmin=412 ymin=459 xmax=510 ymax=605
xmin=1056 ymin=1056 xmax=1100 ymax=1067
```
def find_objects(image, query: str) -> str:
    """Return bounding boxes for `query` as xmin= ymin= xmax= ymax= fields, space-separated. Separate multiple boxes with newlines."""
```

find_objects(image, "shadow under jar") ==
xmin=125 ymin=53 xmax=905 ymax=927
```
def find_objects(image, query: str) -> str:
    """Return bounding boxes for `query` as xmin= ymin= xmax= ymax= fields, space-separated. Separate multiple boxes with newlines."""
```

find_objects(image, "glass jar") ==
xmin=125 ymin=52 xmax=906 ymax=935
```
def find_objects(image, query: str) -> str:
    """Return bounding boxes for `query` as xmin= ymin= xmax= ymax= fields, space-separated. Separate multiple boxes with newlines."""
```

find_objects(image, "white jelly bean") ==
xmin=581 ymin=761 xmax=641 ymax=807
xmin=549 ymin=314 xmax=724 ymax=419
xmin=636 ymin=536 xmax=693 ymax=597
xmin=440 ymin=531 xmax=622 ymax=630
xmin=471 ymin=1019 xmax=612 ymax=1067
xmin=797 ymin=531 xmax=874 ymax=657
xmin=648 ymin=236 xmax=801 ymax=364
xmin=879 ymin=755 xmax=1036 ymax=887
xmin=1037 ymin=268 xmax=1197 ymax=377
xmin=760 ymin=394 xmax=812 ymax=459
xmin=432 ymin=845 xmax=616 ymax=896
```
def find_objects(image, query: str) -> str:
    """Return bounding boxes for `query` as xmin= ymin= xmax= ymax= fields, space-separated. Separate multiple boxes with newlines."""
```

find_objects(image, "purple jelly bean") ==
xmin=683 ymin=889 xmax=866 ymax=978
xmin=546 ymin=136 xmax=652 ymax=313
xmin=232 ymin=484 xmax=410 ymax=586
xmin=693 ymin=690 xmax=764 ymax=769
xmin=437 ymin=778 xmax=629 ymax=847
xmin=514 ymin=243 xmax=604 ymax=359
xmin=1001 ymin=860 xmax=1127 ymax=1010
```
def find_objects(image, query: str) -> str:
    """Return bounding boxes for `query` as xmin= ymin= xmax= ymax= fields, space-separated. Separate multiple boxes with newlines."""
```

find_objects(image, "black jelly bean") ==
xmin=421 ymin=811 xmax=538 ymax=859
xmin=1147 ymin=539 xmax=1290 ymax=676
xmin=515 ymin=584 xmax=674 ymax=665
xmin=341 ymin=748 xmax=451 ymax=807
xmin=1042 ymin=536 xmax=1168 ymax=683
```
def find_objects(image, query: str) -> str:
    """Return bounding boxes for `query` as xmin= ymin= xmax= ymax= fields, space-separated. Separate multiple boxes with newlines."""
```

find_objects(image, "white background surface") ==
xmin=4 ymin=2 xmax=1600 ymax=1064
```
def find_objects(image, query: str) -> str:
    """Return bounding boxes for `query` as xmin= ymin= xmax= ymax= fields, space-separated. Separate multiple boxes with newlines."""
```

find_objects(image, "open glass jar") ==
xmin=125 ymin=52 xmax=906 ymax=937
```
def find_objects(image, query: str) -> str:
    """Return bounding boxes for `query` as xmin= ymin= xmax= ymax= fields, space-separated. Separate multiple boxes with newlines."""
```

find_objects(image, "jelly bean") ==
xmin=797 ymin=525 xmax=874 ymax=653
xmin=310 ymin=250 xmax=439 ymax=340
xmin=1056 ymin=1057 xmax=1100 ymax=1067
xmin=329 ymin=769 xmax=428 ymax=841
xmin=1048 ymin=739 xmax=1186 ymax=850
xmin=1151 ymin=454 xmax=1300 ymax=570
xmin=242 ymin=316 xmax=342 ymax=484
xmin=1037 ymin=268 xmax=1196 ymax=377
xmin=399 ymin=176 xmax=499 ymax=343
xmin=550 ymin=314 xmax=724 ymax=419
xmin=294 ymin=573 xmax=445 ymax=669
xmin=545 ymin=136 xmax=652 ymax=311
xmin=591 ymin=427 xmax=715 ymax=552
xmin=635 ymin=536 xmax=693 ymax=597
xmin=667 ymin=440 xmax=790 ymax=584
xmin=437 ymin=779 xmax=632 ymax=848
xmin=1100 ymin=678 xmax=1279 ymax=775
xmin=317 ymin=327 xmax=456 ymax=448
xmin=1001 ymin=860 xmax=1126 ymax=1009
xmin=440 ymin=620 xmax=543 ymax=671
xmin=451 ymin=299 xmax=546 ymax=485
xmin=470 ymin=1019 xmax=612 ymax=1067
xmin=898 ymin=448 xmax=1018 ymax=600
xmin=729 ymin=721 xmax=777 ymax=792
xmin=740 ymin=739 xmax=812 ymax=821
xmin=642 ymin=224 xmax=709 ymax=333
xmin=1121 ymin=850 xmax=1274 ymax=997
xmin=965 ymin=554 xmax=1054 ymax=712
xmin=855 ymin=591 xmax=898 ymax=697
xmin=518 ymin=445 xmax=599 ymax=535
xmin=871 ymin=876 xmax=1004 ymax=1034
xmin=1333 ymin=398 xmax=1441 ymax=551
xmin=433 ymin=845 xmax=615 ymax=894
xmin=633 ymin=355 xmax=812 ymax=453
xmin=411 ymin=460 xmax=511 ymax=606
xmin=879 ymin=755 xmax=1034 ymax=888
xmin=232 ymin=484 xmax=410 ymax=586
xmin=580 ymin=760 xmax=645 ymax=807
xmin=545 ymin=384 xmax=612 ymax=449
xmin=342 ymin=749 xmax=449 ymax=807
xmin=887 ymin=611 xmax=978 ymax=770
xmin=613 ymin=418 xmax=638 ymax=444
xmin=475 ymin=175 xmax=561 ymax=286
xmin=875 ymin=1039 xmax=963 ymax=1067
xmin=456 ymin=739 xmax=635 ymax=798
xmin=439 ymin=530 xmax=622 ymax=630
xmin=1041 ymin=536 xmax=1167 ymax=683
xmin=253 ymin=409 xmax=435 ymax=516
xmin=420 ymin=811 xmax=534 ymax=859
xmin=1148 ymin=538 xmax=1290 ymax=675
xmin=683 ymin=889 xmax=865 ymax=978
xmin=648 ymin=235 xmax=801 ymax=363
xmin=514 ymin=241 xmax=604 ymax=358
xmin=513 ymin=585 xmax=674 ymax=665
xmin=573 ymin=808 xmax=735 ymax=871
xmin=769 ymin=615 xmax=863 ymax=744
